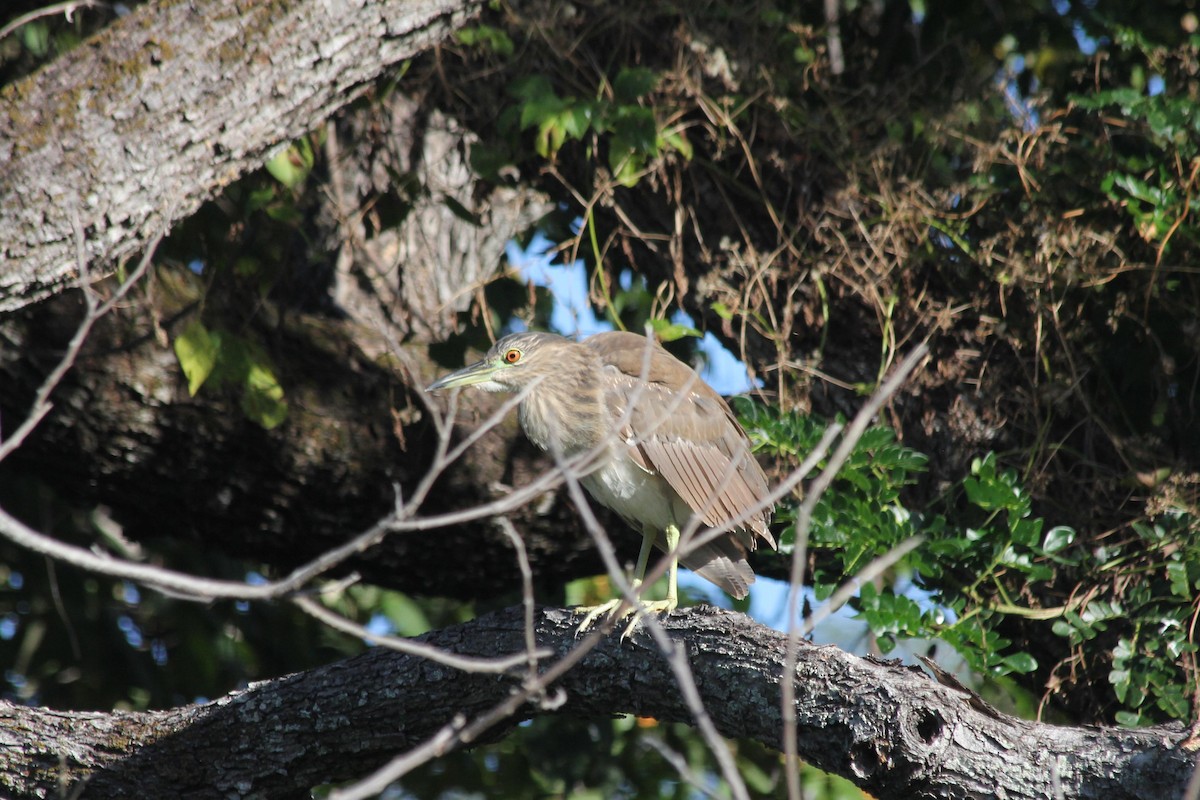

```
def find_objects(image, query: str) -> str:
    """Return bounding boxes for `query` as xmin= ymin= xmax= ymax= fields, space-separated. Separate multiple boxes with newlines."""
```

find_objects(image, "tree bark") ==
xmin=0 ymin=0 xmax=482 ymax=312
xmin=0 ymin=606 xmax=1191 ymax=800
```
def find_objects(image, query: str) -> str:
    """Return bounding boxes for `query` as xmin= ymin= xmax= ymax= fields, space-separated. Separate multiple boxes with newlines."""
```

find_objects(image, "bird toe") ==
xmin=573 ymin=596 xmax=678 ymax=640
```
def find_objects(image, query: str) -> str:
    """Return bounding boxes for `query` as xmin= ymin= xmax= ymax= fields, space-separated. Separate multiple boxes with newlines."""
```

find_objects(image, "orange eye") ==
xmin=504 ymin=348 xmax=522 ymax=364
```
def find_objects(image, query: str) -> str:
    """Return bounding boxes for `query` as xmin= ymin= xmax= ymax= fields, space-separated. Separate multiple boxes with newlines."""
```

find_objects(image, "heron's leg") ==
xmin=626 ymin=524 xmax=679 ymax=628
xmin=576 ymin=526 xmax=676 ymax=636
xmin=631 ymin=524 xmax=657 ymax=585
xmin=663 ymin=523 xmax=679 ymax=606
xmin=667 ymin=556 xmax=678 ymax=606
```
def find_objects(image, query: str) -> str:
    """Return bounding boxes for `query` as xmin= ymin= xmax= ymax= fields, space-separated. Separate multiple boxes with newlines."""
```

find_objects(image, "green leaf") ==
xmin=1114 ymin=710 xmax=1147 ymax=727
xmin=661 ymin=130 xmax=694 ymax=160
xmin=514 ymin=75 xmax=568 ymax=134
xmin=963 ymin=457 xmax=1026 ymax=513
xmin=469 ymin=142 xmax=513 ymax=180
xmin=19 ymin=22 xmax=51 ymax=57
xmin=612 ymin=106 xmax=658 ymax=154
xmin=1041 ymin=525 xmax=1076 ymax=554
xmin=710 ymin=302 xmax=733 ymax=320
xmin=610 ymin=151 xmax=645 ymax=187
xmin=173 ymin=321 xmax=220 ymax=396
xmin=454 ymin=24 xmax=514 ymax=57
xmin=793 ymin=44 xmax=816 ymax=64
xmin=510 ymin=74 xmax=555 ymax=103
xmin=999 ymin=652 xmax=1038 ymax=674
xmin=560 ymin=104 xmax=595 ymax=139
xmin=379 ymin=592 xmax=431 ymax=636
xmin=536 ymin=118 xmax=566 ymax=158
xmin=241 ymin=359 xmax=288 ymax=430
xmin=648 ymin=318 xmax=700 ymax=342
xmin=613 ymin=67 xmax=657 ymax=103
xmin=1110 ymin=667 xmax=1132 ymax=704
xmin=1156 ymin=685 xmax=1190 ymax=719
xmin=265 ymin=139 xmax=314 ymax=188
xmin=1167 ymin=560 xmax=1194 ymax=598
xmin=737 ymin=754 xmax=775 ymax=794
xmin=1009 ymin=517 xmax=1042 ymax=548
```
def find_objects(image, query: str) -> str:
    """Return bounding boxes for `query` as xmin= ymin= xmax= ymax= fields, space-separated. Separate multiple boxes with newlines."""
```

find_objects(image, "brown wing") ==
xmin=584 ymin=331 xmax=775 ymax=549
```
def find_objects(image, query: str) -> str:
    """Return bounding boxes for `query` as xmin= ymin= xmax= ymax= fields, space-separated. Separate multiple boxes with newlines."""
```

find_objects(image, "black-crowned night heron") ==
xmin=426 ymin=330 xmax=775 ymax=629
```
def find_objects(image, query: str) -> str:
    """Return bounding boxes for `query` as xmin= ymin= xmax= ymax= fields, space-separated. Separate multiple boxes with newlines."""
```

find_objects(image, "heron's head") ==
xmin=425 ymin=331 xmax=575 ymax=394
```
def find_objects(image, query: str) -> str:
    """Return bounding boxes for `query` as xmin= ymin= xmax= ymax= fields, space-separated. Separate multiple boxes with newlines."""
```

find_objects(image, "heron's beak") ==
xmin=425 ymin=359 xmax=500 ymax=392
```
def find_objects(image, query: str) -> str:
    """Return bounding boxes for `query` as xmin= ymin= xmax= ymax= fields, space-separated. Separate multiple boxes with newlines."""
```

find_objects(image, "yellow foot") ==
xmin=575 ymin=596 xmax=678 ymax=640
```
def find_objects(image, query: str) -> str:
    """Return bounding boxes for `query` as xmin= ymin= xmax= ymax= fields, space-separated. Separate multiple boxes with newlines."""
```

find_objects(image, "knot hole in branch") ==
xmin=914 ymin=708 xmax=945 ymax=745
xmin=849 ymin=738 xmax=884 ymax=780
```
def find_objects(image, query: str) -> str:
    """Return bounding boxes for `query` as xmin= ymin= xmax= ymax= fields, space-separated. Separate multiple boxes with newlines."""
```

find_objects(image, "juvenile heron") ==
xmin=426 ymin=330 xmax=775 ymax=628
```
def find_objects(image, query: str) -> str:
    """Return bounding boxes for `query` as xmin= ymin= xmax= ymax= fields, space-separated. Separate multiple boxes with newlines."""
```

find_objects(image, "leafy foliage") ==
xmin=475 ymin=68 xmax=692 ymax=187
xmin=442 ymin=0 xmax=1200 ymax=729
xmin=454 ymin=23 xmax=515 ymax=58
xmin=1070 ymin=34 xmax=1200 ymax=251
xmin=173 ymin=320 xmax=288 ymax=429
xmin=737 ymin=400 xmax=1200 ymax=723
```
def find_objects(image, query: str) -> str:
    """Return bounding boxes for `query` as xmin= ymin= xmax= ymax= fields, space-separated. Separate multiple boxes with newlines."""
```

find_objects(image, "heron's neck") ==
xmin=518 ymin=364 xmax=605 ymax=456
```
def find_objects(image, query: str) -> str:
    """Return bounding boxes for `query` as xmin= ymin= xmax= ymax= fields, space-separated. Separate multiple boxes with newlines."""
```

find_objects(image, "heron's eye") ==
xmin=504 ymin=348 xmax=522 ymax=364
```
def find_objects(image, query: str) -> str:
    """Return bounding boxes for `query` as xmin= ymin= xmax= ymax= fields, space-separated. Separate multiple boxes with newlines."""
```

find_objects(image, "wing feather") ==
xmin=582 ymin=331 xmax=775 ymax=598
xmin=584 ymin=331 xmax=774 ymax=543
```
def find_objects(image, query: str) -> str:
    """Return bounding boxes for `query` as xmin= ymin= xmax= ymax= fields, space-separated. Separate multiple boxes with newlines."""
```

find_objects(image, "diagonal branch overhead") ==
xmin=0 ymin=606 xmax=1191 ymax=799
xmin=0 ymin=0 xmax=482 ymax=312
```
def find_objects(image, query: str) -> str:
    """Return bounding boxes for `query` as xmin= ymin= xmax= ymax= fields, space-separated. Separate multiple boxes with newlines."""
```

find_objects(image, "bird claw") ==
xmin=574 ymin=598 xmax=627 ymax=636
xmin=575 ymin=597 xmax=678 ymax=640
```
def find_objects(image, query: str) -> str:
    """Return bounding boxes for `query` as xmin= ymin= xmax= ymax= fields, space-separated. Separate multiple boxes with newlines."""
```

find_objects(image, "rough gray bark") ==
xmin=0 ymin=606 xmax=1191 ymax=799
xmin=324 ymin=94 xmax=553 ymax=345
xmin=0 ymin=0 xmax=483 ymax=313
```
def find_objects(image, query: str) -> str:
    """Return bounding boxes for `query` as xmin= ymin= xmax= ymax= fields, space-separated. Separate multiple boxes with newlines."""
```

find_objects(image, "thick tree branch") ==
xmin=0 ymin=0 xmax=482 ymax=312
xmin=0 ymin=606 xmax=1192 ymax=799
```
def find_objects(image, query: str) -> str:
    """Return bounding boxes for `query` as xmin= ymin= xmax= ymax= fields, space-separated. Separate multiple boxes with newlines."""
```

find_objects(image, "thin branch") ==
xmin=0 ymin=0 xmax=107 ymax=43
xmin=495 ymin=516 xmax=542 ymax=684
xmin=642 ymin=737 xmax=725 ymax=800
xmin=797 ymin=537 xmax=924 ymax=639
xmin=331 ymin=360 xmax=774 ymax=800
xmin=0 ymin=375 xmax=570 ymax=605
xmin=291 ymin=594 xmax=545 ymax=674
xmin=12 ymin=605 xmax=1188 ymax=799
xmin=782 ymin=343 xmax=929 ymax=800
xmin=0 ymin=206 xmax=167 ymax=464
xmin=0 ymin=253 xmax=935 ymax=800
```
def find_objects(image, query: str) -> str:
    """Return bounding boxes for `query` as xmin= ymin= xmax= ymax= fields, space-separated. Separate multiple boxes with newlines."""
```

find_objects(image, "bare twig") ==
xmin=328 ymin=613 xmax=613 ymax=800
xmin=0 ymin=206 xmax=166 ymax=464
xmin=0 ymin=247 xmax=934 ymax=800
xmin=796 ymin=537 xmax=924 ymax=639
xmin=782 ymin=343 xmax=929 ymax=800
xmin=495 ymin=516 xmax=542 ymax=684
xmin=0 ymin=0 xmax=106 ymax=43
xmin=642 ymin=737 xmax=725 ymax=800
xmin=292 ymin=594 xmax=545 ymax=674
xmin=824 ymin=0 xmax=845 ymax=75
xmin=332 ymin=348 xmax=781 ymax=800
